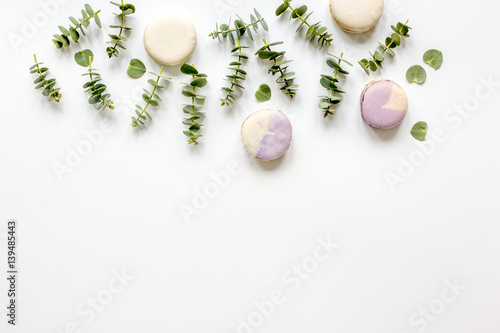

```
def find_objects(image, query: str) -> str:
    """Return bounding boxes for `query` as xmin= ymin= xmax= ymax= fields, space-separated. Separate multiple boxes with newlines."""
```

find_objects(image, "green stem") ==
xmin=263 ymin=39 xmax=294 ymax=98
xmin=111 ymin=1 xmax=125 ymax=53
xmin=380 ymin=19 xmax=409 ymax=56
xmin=224 ymin=39 xmax=243 ymax=101
xmin=286 ymin=2 xmax=319 ymax=37
xmin=210 ymin=19 xmax=264 ymax=38
xmin=84 ymin=9 xmax=101 ymax=23
xmin=136 ymin=67 xmax=163 ymax=120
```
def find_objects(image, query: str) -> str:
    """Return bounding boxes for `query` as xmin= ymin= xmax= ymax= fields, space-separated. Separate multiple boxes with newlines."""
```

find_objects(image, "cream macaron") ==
xmin=143 ymin=11 xmax=197 ymax=66
xmin=330 ymin=0 xmax=384 ymax=34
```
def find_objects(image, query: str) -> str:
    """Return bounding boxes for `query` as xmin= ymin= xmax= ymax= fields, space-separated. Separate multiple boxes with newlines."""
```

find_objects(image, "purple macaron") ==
xmin=241 ymin=109 xmax=292 ymax=161
xmin=361 ymin=80 xmax=408 ymax=129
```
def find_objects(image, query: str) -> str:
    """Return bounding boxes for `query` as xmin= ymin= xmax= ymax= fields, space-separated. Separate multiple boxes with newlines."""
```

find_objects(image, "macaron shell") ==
xmin=361 ymin=80 xmax=408 ymax=129
xmin=241 ymin=109 xmax=292 ymax=161
xmin=143 ymin=11 xmax=197 ymax=66
xmin=330 ymin=0 xmax=384 ymax=33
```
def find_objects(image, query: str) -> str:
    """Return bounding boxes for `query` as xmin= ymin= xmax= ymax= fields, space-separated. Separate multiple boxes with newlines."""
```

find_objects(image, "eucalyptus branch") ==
xmin=319 ymin=53 xmax=352 ymax=118
xmin=74 ymin=49 xmax=114 ymax=110
xmin=209 ymin=9 xmax=268 ymax=44
xmin=211 ymin=9 xmax=268 ymax=107
xmin=131 ymin=68 xmax=171 ymax=127
xmin=180 ymin=64 xmax=208 ymax=146
xmin=53 ymin=4 xmax=102 ymax=49
xmin=107 ymin=1 xmax=135 ymax=58
xmin=30 ymin=54 xmax=62 ymax=103
xmin=275 ymin=0 xmax=333 ymax=47
xmin=256 ymin=40 xmax=298 ymax=98
xmin=221 ymin=40 xmax=249 ymax=106
xmin=359 ymin=20 xmax=411 ymax=75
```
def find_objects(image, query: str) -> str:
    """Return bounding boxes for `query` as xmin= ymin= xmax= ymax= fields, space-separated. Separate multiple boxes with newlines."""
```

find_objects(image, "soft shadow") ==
xmin=249 ymin=154 xmax=286 ymax=171
xmin=365 ymin=123 xmax=401 ymax=141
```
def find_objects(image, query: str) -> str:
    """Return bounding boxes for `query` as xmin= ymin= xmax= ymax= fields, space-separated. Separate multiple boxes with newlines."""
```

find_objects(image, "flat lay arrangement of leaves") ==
xmin=411 ymin=121 xmax=428 ymax=141
xmin=359 ymin=20 xmax=411 ymax=75
xmin=31 ymin=0 xmax=443 ymax=148
xmin=75 ymin=49 xmax=115 ymax=110
xmin=319 ymin=53 xmax=352 ymax=118
xmin=255 ymin=84 xmax=272 ymax=102
xmin=181 ymin=64 xmax=208 ymax=145
xmin=131 ymin=66 xmax=170 ymax=127
xmin=256 ymin=40 xmax=298 ymax=98
xmin=275 ymin=0 xmax=333 ymax=47
xmin=53 ymin=4 xmax=102 ymax=49
xmin=210 ymin=9 xmax=268 ymax=107
xmin=30 ymin=54 xmax=62 ymax=103
xmin=106 ymin=1 xmax=136 ymax=58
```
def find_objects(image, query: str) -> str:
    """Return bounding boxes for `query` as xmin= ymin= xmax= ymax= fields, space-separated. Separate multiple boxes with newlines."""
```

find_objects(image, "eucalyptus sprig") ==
xmin=221 ymin=41 xmax=249 ymax=106
xmin=211 ymin=9 xmax=268 ymax=106
xmin=30 ymin=54 xmax=62 ymax=103
xmin=209 ymin=9 xmax=268 ymax=44
xmin=181 ymin=64 xmax=208 ymax=146
xmin=106 ymin=1 xmax=135 ymax=58
xmin=359 ymin=20 xmax=411 ymax=75
xmin=275 ymin=0 xmax=333 ymax=47
xmin=319 ymin=53 xmax=352 ymax=118
xmin=52 ymin=4 xmax=102 ymax=49
xmin=75 ymin=49 xmax=114 ymax=110
xmin=256 ymin=40 xmax=298 ymax=98
xmin=131 ymin=68 xmax=171 ymax=127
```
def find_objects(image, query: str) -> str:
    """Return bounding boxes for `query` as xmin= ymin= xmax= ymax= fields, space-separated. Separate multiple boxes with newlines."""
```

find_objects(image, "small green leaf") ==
xmin=255 ymin=84 xmax=272 ymax=102
xmin=423 ymin=49 xmax=443 ymax=70
xmin=276 ymin=2 xmax=288 ymax=16
xmin=406 ymin=65 xmax=427 ymax=84
xmin=180 ymin=64 xmax=198 ymax=75
xmin=127 ymin=59 xmax=146 ymax=78
xmin=74 ymin=49 xmax=94 ymax=67
xmin=411 ymin=121 xmax=428 ymax=141
xmin=191 ymin=78 xmax=208 ymax=88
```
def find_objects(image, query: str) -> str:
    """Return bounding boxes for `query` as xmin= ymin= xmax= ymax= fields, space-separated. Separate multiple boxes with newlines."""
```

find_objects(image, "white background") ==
xmin=1 ymin=0 xmax=499 ymax=332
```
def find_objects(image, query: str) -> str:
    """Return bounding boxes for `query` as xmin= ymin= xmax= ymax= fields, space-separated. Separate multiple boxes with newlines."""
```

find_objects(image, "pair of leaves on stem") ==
xmin=319 ymin=53 xmax=352 ymax=118
xmin=181 ymin=64 xmax=208 ymax=145
xmin=130 ymin=63 xmax=171 ymax=127
xmin=275 ymin=0 xmax=333 ymax=48
xmin=256 ymin=40 xmax=298 ymax=99
xmin=30 ymin=54 xmax=62 ymax=103
xmin=209 ymin=9 xmax=268 ymax=44
xmin=406 ymin=49 xmax=444 ymax=84
xmin=74 ymin=49 xmax=114 ymax=110
xmin=53 ymin=4 xmax=101 ymax=49
xmin=359 ymin=21 xmax=411 ymax=75
xmin=106 ymin=1 xmax=136 ymax=58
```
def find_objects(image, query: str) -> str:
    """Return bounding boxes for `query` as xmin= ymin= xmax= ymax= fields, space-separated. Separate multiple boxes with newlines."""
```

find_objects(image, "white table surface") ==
xmin=1 ymin=0 xmax=499 ymax=332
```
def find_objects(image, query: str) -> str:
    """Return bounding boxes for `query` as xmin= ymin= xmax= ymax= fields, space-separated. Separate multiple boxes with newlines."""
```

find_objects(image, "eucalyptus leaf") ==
xmin=411 ymin=121 xmax=428 ymax=141
xmin=423 ymin=49 xmax=443 ymax=70
xmin=255 ymin=84 xmax=272 ymax=102
xmin=74 ymin=49 xmax=94 ymax=67
xmin=127 ymin=59 xmax=146 ymax=78
xmin=406 ymin=65 xmax=427 ymax=84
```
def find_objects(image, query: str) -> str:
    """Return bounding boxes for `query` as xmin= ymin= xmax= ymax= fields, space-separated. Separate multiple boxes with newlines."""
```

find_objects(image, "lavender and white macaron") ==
xmin=361 ymin=80 xmax=408 ymax=129
xmin=241 ymin=109 xmax=292 ymax=161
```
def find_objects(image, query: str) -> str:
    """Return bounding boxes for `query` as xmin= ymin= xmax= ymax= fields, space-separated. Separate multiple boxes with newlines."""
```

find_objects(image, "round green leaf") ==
xmin=127 ymin=59 xmax=146 ymax=78
xmin=411 ymin=121 xmax=428 ymax=141
xmin=74 ymin=49 xmax=94 ymax=67
xmin=423 ymin=49 xmax=443 ymax=70
xmin=406 ymin=65 xmax=427 ymax=84
xmin=255 ymin=84 xmax=272 ymax=102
